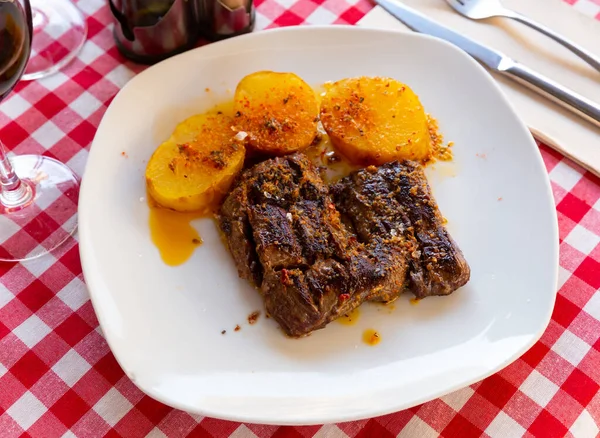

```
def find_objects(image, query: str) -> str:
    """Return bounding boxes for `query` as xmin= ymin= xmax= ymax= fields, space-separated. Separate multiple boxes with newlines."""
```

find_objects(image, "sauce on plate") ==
xmin=337 ymin=307 xmax=360 ymax=326
xmin=148 ymin=197 xmax=205 ymax=266
xmin=363 ymin=329 xmax=381 ymax=346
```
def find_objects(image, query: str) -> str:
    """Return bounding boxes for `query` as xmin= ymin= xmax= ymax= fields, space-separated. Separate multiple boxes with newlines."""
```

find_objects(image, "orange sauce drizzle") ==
xmin=337 ymin=307 xmax=361 ymax=326
xmin=148 ymin=197 xmax=205 ymax=267
xmin=363 ymin=329 xmax=381 ymax=346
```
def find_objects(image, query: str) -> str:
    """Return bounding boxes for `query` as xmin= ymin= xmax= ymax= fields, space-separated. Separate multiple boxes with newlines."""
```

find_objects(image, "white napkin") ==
xmin=358 ymin=0 xmax=600 ymax=176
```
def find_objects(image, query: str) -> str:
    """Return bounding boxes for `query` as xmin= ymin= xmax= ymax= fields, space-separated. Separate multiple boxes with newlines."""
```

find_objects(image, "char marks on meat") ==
xmin=333 ymin=161 xmax=470 ymax=299
xmin=218 ymin=153 xmax=469 ymax=337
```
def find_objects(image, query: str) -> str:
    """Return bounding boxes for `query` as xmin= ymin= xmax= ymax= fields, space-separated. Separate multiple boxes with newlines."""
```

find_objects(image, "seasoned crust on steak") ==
xmin=333 ymin=161 xmax=470 ymax=299
xmin=218 ymin=153 xmax=407 ymax=337
xmin=219 ymin=153 xmax=470 ymax=337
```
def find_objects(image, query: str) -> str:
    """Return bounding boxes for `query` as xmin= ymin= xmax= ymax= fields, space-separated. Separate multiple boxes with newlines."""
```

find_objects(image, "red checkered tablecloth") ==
xmin=1 ymin=0 xmax=600 ymax=436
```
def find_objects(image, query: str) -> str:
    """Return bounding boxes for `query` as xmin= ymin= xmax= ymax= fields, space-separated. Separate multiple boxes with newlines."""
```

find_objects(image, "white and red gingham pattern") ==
xmin=1 ymin=0 xmax=599 ymax=436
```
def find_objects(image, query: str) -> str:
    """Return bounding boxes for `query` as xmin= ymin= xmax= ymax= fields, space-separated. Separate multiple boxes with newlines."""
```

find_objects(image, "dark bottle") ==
xmin=109 ymin=0 xmax=199 ymax=64
xmin=0 ymin=0 xmax=31 ymax=100
xmin=193 ymin=0 xmax=255 ymax=41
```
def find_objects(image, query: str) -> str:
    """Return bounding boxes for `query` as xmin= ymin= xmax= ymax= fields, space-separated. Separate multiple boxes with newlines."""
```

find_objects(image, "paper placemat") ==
xmin=358 ymin=0 xmax=600 ymax=176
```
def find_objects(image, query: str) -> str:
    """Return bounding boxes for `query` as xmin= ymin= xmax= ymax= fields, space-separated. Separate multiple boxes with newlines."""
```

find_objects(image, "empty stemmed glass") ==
xmin=0 ymin=0 xmax=79 ymax=261
xmin=22 ymin=0 xmax=87 ymax=81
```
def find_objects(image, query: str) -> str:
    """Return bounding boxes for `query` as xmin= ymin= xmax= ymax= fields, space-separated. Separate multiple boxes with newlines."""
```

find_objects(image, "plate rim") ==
xmin=79 ymin=24 xmax=559 ymax=425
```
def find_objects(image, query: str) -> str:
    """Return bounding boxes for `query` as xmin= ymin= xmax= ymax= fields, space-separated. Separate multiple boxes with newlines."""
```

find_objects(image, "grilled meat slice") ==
xmin=333 ymin=161 xmax=470 ymax=299
xmin=219 ymin=181 xmax=263 ymax=286
xmin=218 ymin=153 xmax=407 ymax=337
xmin=393 ymin=161 xmax=471 ymax=297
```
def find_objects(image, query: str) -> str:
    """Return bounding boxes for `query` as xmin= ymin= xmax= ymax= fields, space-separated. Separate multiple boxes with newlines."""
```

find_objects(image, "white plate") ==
xmin=80 ymin=26 xmax=558 ymax=425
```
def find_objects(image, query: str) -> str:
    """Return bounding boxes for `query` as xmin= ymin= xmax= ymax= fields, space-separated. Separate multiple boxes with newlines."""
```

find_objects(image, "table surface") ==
xmin=1 ymin=0 xmax=600 ymax=437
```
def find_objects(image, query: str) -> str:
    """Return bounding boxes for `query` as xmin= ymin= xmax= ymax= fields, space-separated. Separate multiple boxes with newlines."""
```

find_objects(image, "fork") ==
xmin=445 ymin=0 xmax=600 ymax=72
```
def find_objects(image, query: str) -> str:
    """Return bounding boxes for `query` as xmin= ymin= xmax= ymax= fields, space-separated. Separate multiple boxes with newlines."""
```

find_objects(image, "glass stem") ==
xmin=0 ymin=140 xmax=30 ymax=207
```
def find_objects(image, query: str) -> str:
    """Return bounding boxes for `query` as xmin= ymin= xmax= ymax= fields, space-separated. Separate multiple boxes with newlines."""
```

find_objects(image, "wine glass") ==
xmin=22 ymin=0 xmax=87 ymax=81
xmin=0 ymin=0 xmax=79 ymax=261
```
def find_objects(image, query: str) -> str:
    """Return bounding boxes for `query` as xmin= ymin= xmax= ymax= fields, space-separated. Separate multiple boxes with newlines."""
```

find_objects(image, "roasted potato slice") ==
xmin=146 ymin=111 xmax=245 ymax=212
xmin=320 ymin=77 xmax=432 ymax=165
xmin=233 ymin=71 xmax=319 ymax=155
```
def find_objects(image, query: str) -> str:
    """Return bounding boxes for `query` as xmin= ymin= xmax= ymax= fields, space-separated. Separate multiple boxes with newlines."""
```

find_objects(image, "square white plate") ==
xmin=79 ymin=26 xmax=558 ymax=425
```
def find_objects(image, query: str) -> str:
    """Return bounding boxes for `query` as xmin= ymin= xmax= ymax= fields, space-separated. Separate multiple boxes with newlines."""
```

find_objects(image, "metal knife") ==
xmin=374 ymin=0 xmax=600 ymax=128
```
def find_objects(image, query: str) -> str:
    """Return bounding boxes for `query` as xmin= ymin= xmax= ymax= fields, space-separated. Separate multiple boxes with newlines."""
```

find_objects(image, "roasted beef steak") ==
xmin=218 ymin=153 xmax=470 ymax=337
xmin=332 ymin=161 xmax=471 ymax=299
xmin=219 ymin=154 xmax=407 ymax=337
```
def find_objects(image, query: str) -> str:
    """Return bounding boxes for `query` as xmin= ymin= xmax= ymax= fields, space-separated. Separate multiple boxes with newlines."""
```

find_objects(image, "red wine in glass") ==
xmin=0 ymin=0 xmax=80 ymax=262
xmin=0 ymin=0 xmax=30 ymax=99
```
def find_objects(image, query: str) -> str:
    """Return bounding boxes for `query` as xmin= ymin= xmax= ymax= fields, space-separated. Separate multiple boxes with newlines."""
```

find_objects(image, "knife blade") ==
xmin=374 ymin=0 xmax=600 ymax=128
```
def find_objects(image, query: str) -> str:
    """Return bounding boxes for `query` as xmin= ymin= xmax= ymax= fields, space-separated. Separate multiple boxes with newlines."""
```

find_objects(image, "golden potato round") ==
xmin=146 ymin=111 xmax=245 ymax=212
xmin=320 ymin=76 xmax=432 ymax=165
xmin=233 ymin=71 xmax=319 ymax=155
